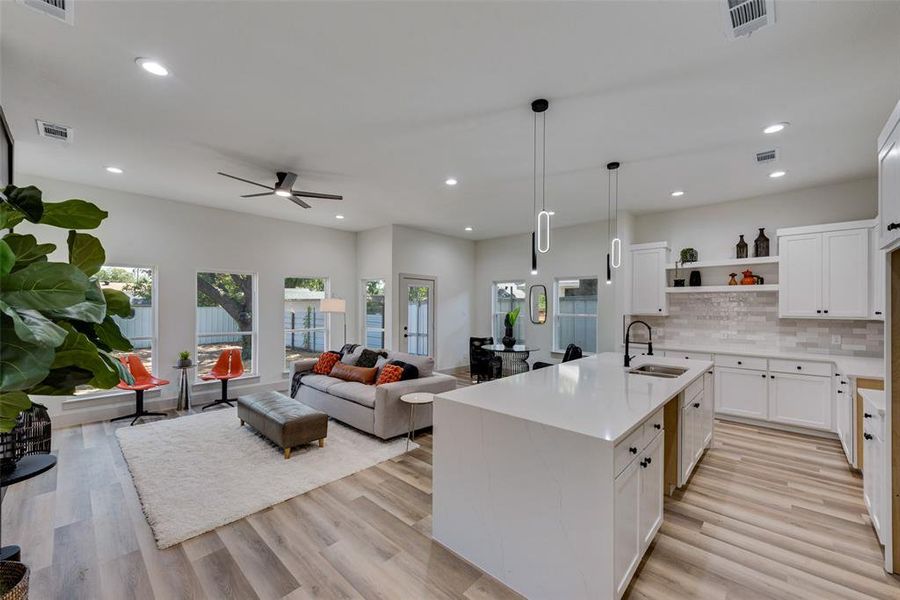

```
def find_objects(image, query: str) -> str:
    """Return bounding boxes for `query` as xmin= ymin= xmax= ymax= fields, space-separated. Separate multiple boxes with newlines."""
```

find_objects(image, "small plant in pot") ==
xmin=502 ymin=307 xmax=520 ymax=349
xmin=177 ymin=351 xmax=192 ymax=368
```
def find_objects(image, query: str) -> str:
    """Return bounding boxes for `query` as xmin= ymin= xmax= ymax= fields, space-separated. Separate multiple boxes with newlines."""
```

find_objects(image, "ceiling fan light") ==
xmin=275 ymin=189 xmax=292 ymax=197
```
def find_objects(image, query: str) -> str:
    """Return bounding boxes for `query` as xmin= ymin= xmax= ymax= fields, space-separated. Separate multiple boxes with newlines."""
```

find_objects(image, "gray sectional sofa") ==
xmin=290 ymin=348 xmax=456 ymax=440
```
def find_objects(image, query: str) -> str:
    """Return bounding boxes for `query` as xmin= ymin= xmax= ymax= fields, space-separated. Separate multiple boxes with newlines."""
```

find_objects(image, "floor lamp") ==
xmin=320 ymin=297 xmax=347 ymax=349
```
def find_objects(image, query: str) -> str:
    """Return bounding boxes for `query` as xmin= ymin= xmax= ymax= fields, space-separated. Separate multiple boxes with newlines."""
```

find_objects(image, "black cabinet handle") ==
xmin=796 ymin=366 xmax=802 ymax=370
xmin=840 ymin=381 xmax=847 ymax=385
xmin=864 ymin=432 xmax=873 ymax=440
xmin=645 ymin=457 xmax=652 ymax=465
xmin=658 ymin=308 xmax=662 ymax=312
xmin=770 ymin=375 xmax=775 ymax=379
xmin=816 ymin=310 xmax=822 ymax=314
xmin=693 ymin=402 xmax=700 ymax=408
xmin=835 ymin=373 xmax=841 ymax=377
xmin=864 ymin=413 xmax=872 ymax=419
xmin=875 ymin=311 xmax=882 ymax=316
xmin=823 ymin=310 xmax=829 ymax=314
xmin=761 ymin=374 xmax=766 ymax=378
xmin=629 ymin=447 xmax=637 ymax=454
xmin=653 ymin=423 xmax=661 ymax=430
xmin=640 ymin=459 xmax=648 ymax=468
xmin=887 ymin=222 xmax=900 ymax=231
xmin=837 ymin=390 xmax=843 ymax=394
xmin=737 ymin=360 xmax=742 ymax=365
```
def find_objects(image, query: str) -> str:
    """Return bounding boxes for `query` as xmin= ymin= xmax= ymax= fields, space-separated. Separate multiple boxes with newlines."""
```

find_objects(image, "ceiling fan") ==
xmin=217 ymin=171 xmax=343 ymax=209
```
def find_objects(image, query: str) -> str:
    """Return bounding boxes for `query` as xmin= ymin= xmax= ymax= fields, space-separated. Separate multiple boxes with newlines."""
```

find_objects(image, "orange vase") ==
xmin=740 ymin=269 xmax=756 ymax=285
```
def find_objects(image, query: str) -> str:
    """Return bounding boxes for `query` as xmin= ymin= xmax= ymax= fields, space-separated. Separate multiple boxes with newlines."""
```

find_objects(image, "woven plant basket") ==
xmin=0 ymin=562 xmax=29 ymax=600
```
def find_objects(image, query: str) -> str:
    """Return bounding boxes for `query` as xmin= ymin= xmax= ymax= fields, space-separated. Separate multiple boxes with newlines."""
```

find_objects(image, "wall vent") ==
xmin=724 ymin=0 xmax=775 ymax=39
xmin=755 ymin=148 xmax=778 ymax=164
xmin=36 ymin=120 xmax=72 ymax=142
xmin=17 ymin=0 xmax=73 ymax=25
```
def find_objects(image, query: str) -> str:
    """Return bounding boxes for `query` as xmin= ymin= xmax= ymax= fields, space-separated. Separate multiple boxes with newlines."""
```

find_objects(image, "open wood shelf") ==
xmin=665 ymin=284 xmax=779 ymax=294
xmin=666 ymin=256 xmax=779 ymax=270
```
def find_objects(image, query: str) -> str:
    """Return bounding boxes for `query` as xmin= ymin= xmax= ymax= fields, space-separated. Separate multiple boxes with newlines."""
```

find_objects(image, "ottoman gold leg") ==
xmin=319 ymin=438 xmax=325 ymax=448
xmin=284 ymin=447 xmax=292 ymax=459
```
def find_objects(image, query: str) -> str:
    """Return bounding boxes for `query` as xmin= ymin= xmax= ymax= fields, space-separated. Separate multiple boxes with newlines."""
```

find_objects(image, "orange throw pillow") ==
xmin=312 ymin=352 xmax=341 ymax=375
xmin=331 ymin=363 xmax=377 ymax=384
xmin=376 ymin=364 xmax=404 ymax=386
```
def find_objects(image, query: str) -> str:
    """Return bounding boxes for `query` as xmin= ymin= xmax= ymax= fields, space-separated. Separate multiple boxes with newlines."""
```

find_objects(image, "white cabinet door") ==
xmin=862 ymin=422 xmax=882 ymax=540
xmin=779 ymin=233 xmax=823 ymax=318
xmin=835 ymin=378 xmax=852 ymax=464
xmin=715 ymin=367 xmax=768 ymax=419
xmin=630 ymin=247 xmax=667 ymax=316
xmin=870 ymin=226 xmax=885 ymax=319
xmin=822 ymin=228 xmax=868 ymax=318
xmin=701 ymin=370 xmax=714 ymax=449
xmin=613 ymin=458 xmax=641 ymax=598
xmin=878 ymin=119 xmax=900 ymax=250
xmin=768 ymin=373 xmax=832 ymax=430
xmin=680 ymin=401 xmax=697 ymax=484
xmin=638 ymin=433 xmax=664 ymax=550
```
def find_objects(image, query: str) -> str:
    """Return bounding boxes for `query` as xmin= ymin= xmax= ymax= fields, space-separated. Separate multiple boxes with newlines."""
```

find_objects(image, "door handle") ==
xmin=887 ymin=222 xmax=900 ymax=231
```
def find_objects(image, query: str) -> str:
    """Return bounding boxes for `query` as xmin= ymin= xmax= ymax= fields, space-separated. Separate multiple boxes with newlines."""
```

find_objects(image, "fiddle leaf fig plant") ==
xmin=0 ymin=184 xmax=134 ymax=432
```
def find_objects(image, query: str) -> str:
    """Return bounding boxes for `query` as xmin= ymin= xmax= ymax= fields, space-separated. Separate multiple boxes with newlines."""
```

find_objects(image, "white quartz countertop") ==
xmin=859 ymin=388 xmax=886 ymax=415
xmin=436 ymin=352 xmax=712 ymax=443
xmin=644 ymin=343 xmax=884 ymax=380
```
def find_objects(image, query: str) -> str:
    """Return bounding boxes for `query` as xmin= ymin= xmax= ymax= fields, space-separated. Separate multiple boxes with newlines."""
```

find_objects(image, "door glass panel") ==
xmin=407 ymin=285 xmax=430 ymax=355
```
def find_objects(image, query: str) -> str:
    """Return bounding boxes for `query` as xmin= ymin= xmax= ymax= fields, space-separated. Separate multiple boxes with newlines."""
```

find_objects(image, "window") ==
xmin=76 ymin=265 xmax=155 ymax=395
xmin=492 ymin=281 xmax=526 ymax=343
xmin=284 ymin=277 xmax=329 ymax=369
xmin=197 ymin=272 xmax=256 ymax=377
xmin=553 ymin=277 xmax=598 ymax=353
xmin=363 ymin=279 xmax=386 ymax=349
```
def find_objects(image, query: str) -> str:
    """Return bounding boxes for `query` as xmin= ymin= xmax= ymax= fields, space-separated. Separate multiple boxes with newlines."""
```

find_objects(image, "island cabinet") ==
xmin=861 ymin=390 xmax=886 ymax=545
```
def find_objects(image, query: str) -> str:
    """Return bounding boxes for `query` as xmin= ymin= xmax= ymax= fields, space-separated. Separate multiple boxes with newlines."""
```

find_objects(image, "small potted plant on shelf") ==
xmin=177 ymin=351 xmax=192 ymax=368
xmin=502 ymin=307 xmax=520 ymax=349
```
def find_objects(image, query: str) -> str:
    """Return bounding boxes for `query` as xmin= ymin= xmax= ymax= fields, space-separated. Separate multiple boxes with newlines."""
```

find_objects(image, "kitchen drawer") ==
xmin=768 ymin=358 xmax=832 ymax=377
xmin=862 ymin=406 xmax=884 ymax=441
xmin=615 ymin=426 xmax=644 ymax=477
xmin=682 ymin=376 xmax=704 ymax=407
xmin=715 ymin=354 xmax=767 ymax=371
xmin=642 ymin=408 xmax=664 ymax=448
xmin=670 ymin=351 xmax=712 ymax=362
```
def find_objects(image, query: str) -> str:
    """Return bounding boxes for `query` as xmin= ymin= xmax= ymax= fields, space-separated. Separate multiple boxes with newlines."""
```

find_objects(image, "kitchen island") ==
xmin=432 ymin=352 xmax=714 ymax=600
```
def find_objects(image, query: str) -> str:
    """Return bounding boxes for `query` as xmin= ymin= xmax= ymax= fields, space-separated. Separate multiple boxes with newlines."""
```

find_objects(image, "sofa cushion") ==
xmin=328 ymin=381 xmax=377 ymax=409
xmin=376 ymin=364 xmax=404 ymax=386
xmin=330 ymin=363 xmax=377 ymax=384
xmin=356 ymin=348 xmax=387 ymax=368
xmin=340 ymin=345 xmax=364 ymax=365
xmin=301 ymin=374 xmax=344 ymax=393
xmin=386 ymin=351 xmax=434 ymax=377
xmin=313 ymin=352 xmax=341 ymax=375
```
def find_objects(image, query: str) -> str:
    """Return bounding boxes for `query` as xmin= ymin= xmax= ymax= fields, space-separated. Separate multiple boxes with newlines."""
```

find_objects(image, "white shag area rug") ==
xmin=116 ymin=407 xmax=415 ymax=549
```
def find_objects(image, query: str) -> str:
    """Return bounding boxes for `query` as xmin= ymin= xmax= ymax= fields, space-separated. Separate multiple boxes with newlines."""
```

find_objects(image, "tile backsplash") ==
xmin=629 ymin=292 xmax=883 ymax=357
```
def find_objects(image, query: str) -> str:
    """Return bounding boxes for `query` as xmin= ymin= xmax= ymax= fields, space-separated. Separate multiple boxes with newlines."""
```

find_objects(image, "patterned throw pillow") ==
xmin=356 ymin=348 xmax=387 ymax=368
xmin=312 ymin=351 xmax=341 ymax=375
xmin=387 ymin=359 xmax=419 ymax=381
xmin=376 ymin=364 xmax=404 ymax=386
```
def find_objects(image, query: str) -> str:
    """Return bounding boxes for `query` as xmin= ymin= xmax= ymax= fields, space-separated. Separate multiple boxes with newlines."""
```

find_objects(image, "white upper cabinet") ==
xmin=629 ymin=242 xmax=669 ymax=316
xmin=778 ymin=221 xmax=872 ymax=320
xmin=869 ymin=224 xmax=885 ymax=320
xmin=878 ymin=99 xmax=900 ymax=250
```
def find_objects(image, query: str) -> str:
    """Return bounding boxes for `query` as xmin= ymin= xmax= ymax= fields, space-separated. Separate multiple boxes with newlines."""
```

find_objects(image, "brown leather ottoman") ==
xmin=237 ymin=391 xmax=328 ymax=459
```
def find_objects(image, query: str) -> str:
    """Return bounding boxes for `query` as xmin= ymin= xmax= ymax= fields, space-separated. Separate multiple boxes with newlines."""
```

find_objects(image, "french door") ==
xmin=399 ymin=276 xmax=435 ymax=357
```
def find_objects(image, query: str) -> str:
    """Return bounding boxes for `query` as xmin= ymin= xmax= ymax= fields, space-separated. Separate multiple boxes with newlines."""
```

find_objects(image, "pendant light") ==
xmin=606 ymin=161 xmax=621 ymax=284
xmin=532 ymin=99 xmax=551 ymax=254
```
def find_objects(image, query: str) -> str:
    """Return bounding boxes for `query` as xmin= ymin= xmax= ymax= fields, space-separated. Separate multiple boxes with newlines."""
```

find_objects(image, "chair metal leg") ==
xmin=201 ymin=378 xmax=236 ymax=410
xmin=111 ymin=390 xmax=167 ymax=426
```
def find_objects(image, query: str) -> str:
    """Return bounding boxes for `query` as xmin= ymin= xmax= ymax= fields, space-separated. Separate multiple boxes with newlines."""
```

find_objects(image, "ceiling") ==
xmin=3 ymin=1 xmax=899 ymax=240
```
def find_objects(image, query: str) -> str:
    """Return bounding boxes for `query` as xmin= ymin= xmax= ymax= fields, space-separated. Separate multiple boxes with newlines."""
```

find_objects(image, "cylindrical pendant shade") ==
xmin=319 ymin=298 xmax=346 ymax=313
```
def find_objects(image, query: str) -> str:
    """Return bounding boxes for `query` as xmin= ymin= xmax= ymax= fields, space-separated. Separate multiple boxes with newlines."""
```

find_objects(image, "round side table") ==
xmin=172 ymin=364 xmax=194 ymax=411
xmin=399 ymin=392 xmax=435 ymax=451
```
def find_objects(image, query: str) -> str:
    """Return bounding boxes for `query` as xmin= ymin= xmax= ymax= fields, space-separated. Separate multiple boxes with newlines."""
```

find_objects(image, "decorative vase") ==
xmin=736 ymin=235 xmax=748 ymax=259
xmin=680 ymin=248 xmax=698 ymax=264
xmin=177 ymin=358 xmax=193 ymax=368
xmin=689 ymin=270 xmax=701 ymax=287
xmin=728 ymin=273 xmax=738 ymax=285
xmin=502 ymin=326 xmax=516 ymax=349
xmin=673 ymin=279 xmax=686 ymax=287
xmin=754 ymin=228 xmax=770 ymax=257
xmin=740 ymin=269 xmax=756 ymax=285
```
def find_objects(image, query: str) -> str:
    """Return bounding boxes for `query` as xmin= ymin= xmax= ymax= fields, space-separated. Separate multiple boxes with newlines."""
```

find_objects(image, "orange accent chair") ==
xmin=113 ymin=355 xmax=170 ymax=426
xmin=200 ymin=348 xmax=245 ymax=410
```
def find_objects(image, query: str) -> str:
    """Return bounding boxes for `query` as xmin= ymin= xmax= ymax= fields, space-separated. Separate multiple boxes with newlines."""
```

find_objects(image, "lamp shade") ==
xmin=319 ymin=297 xmax=346 ymax=313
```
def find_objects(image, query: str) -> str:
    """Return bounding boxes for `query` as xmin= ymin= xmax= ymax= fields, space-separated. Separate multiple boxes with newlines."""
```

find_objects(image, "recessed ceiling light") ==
xmin=671 ymin=190 xmax=684 ymax=197
xmin=769 ymin=170 xmax=786 ymax=178
xmin=105 ymin=166 xmax=123 ymax=174
xmin=445 ymin=178 xmax=458 ymax=186
xmin=274 ymin=189 xmax=291 ymax=197
xmin=763 ymin=122 xmax=789 ymax=134
xmin=135 ymin=57 xmax=169 ymax=77
xmin=335 ymin=214 xmax=345 ymax=220
xmin=464 ymin=226 xmax=473 ymax=231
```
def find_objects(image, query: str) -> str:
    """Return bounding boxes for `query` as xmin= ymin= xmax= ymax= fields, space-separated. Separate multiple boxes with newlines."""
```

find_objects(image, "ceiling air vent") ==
xmin=724 ymin=0 xmax=775 ymax=39
xmin=17 ymin=0 xmax=73 ymax=25
xmin=36 ymin=119 xmax=72 ymax=143
xmin=756 ymin=148 xmax=778 ymax=164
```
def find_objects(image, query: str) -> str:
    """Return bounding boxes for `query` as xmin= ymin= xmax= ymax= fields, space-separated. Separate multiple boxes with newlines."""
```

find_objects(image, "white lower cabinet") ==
xmin=834 ymin=375 xmax=853 ymax=465
xmin=768 ymin=372 xmax=832 ymax=430
xmin=715 ymin=366 xmax=769 ymax=419
xmin=680 ymin=376 xmax=713 ymax=486
xmin=639 ymin=433 xmax=664 ymax=549
xmin=862 ymin=398 xmax=885 ymax=544
xmin=701 ymin=370 xmax=715 ymax=448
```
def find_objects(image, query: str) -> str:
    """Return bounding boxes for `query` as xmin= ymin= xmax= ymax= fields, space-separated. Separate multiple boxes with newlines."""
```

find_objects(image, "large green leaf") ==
xmin=51 ymin=324 xmax=120 ymax=389
xmin=3 ymin=186 xmax=43 ymax=223
xmin=0 ymin=300 xmax=68 ymax=348
xmin=0 ymin=204 xmax=25 ymax=230
xmin=39 ymin=200 xmax=108 ymax=230
xmin=46 ymin=278 xmax=106 ymax=323
xmin=0 ymin=239 xmax=13 ymax=276
xmin=1 ymin=261 xmax=89 ymax=310
xmin=67 ymin=230 xmax=105 ymax=276
xmin=0 ymin=321 xmax=55 ymax=392
xmin=0 ymin=391 xmax=31 ymax=433
xmin=2 ymin=233 xmax=56 ymax=269
xmin=93 ymin=316 xmax=133 ymax=351
xmin=102 ymin=288 xmax=134 ymax=318
xmin=100 ymin=350 xmax=133 ymax=385
xmin=28 ymin=367 xmax=94 ymax=396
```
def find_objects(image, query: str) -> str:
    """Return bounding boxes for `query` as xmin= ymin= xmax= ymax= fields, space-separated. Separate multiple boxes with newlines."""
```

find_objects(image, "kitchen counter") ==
xmin=437 ymin=352 xmax=712 ymax=443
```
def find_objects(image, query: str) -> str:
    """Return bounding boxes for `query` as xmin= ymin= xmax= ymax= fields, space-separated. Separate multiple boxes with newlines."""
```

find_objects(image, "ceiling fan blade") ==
xmin=290 ymin=190 xmax=343 ymax=200
xmin=218 ymin=171 xmax=274 ymax=190
xmin=241 ymin=192 xmax=274 ymax=198
xmin=288 ymin=196 xmax=312 ymax=209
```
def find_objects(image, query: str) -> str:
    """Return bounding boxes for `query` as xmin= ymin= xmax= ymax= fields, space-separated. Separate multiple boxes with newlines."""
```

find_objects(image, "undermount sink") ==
xmin=628 ymin=364 xmax=688 ymax=378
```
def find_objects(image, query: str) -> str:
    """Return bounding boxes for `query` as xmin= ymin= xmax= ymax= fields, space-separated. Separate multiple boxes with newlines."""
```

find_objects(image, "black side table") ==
xmin=0 ymin=454 xmax=57 ymax=561
xmin=173 ymin=364 xmax=194 ymax=411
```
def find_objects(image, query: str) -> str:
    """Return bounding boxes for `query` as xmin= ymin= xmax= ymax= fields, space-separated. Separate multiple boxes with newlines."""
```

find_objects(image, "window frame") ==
xmin=552 ymin=275 xmax=599 ymax=354
xmin=361 ymin=278 xmax=386 ymax=349
xmin=283 ymin=276 xmax=331 ymax=371
xmin=195 ymin=269 xmax=259 ymax=382
xmin=491 ymin=280 xmax=526 ymax=343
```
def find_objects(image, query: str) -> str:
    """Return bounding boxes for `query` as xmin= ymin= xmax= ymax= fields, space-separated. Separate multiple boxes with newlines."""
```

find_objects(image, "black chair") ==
xmin=533 ymin=344 xmax=583 ymax=370
xmin=470 ymin=337 xmax=502 ymax=382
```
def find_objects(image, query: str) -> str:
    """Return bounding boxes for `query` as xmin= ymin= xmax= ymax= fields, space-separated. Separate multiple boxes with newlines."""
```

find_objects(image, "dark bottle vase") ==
xmin=502 ymin=326 xmax=516 ymax=349
xmin=754 ymin=228 xmax=769 ymax=257
xmin=689 ymin=270 xmax=702 ymax=287
xmin=736 ymin=235 xmax=748 ymax=259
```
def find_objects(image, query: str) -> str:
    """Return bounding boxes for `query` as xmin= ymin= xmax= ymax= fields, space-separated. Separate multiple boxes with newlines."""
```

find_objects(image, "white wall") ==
xmin=16 ymin=174 xmax=358 ymax=426
xmin=357 ymin=225 xmax=394 ymax=350
xmin=633 ymin=177 xmax=877 ymax=256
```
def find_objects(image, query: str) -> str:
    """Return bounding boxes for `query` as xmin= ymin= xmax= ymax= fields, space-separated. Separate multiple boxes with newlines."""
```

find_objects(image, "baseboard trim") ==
xmin=716 ymin=414 xmax=839 ymax=439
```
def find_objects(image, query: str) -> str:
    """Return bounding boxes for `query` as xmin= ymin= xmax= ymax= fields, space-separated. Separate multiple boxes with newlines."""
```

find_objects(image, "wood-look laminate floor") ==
xmin=2 ymin=412 xmax=898 ymax=599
